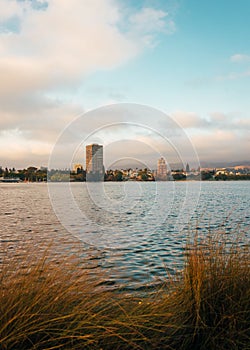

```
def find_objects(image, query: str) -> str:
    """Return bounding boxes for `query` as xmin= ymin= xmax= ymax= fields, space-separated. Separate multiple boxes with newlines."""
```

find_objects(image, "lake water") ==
xmin=1 ymin=181 xmax=249 ymax=291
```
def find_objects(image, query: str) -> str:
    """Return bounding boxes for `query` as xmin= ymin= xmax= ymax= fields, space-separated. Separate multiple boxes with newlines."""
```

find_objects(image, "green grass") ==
xmin=0 ymin=234 xmax=249 ymax=349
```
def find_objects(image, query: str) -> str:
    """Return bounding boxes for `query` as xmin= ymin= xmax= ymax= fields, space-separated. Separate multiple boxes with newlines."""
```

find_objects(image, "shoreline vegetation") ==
xmin=0 ymin=233 xmax=249 ymax=349
xmin=1 ymin=165 xmax=250 ymax=182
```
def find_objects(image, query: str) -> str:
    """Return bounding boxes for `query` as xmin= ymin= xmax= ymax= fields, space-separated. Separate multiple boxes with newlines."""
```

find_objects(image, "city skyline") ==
xmin=1 ymin=160 xmax=250 ymax=183
xmin=0 ymin=0 xmax=250 ymax=168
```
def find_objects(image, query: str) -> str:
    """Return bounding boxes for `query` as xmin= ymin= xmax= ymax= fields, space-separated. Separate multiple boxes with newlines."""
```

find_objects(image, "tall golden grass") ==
xmin=0 ymin=234 xmax=249 ymax=349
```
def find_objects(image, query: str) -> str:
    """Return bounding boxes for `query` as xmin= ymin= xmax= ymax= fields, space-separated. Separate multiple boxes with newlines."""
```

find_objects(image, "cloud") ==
xmin=0 ymin=0 xmax=176 ymax=167
xmin=209 ymin=113 xmax=250 ymax=131
xmin=209 ymin=112 xmax=227 ymax=122
xmin=168 ymin=110 xmax=250 ymax=162
xmin=215 ymin=53 xmax=250 ymax=82
xmin=172 ymin=111 xmax=250 ymax=131
xmin=0 ymin=92 xmax=82 ymax=139
xmin=0 ymin=129 xmax=53 ymax=168
xmin=129 ymin=7 xmax=175 ymax=35
xmin=191 ymin=53 xmax=250 ymax=84
xmin=230 ymin=54 xmax=250 ymax=63
xmin=0 ymin=0 xmax=138 ymax=96
xmin=216 ymin=70 xmax=250 ymax=81
xmin=128 ymin=7 xmax=175 ymax=48
xmin=0 ymin=1 xmax=174 ymax=96
xmin=192 ymin=130 xmax=250 ymax=162
xmin=171 ymin=111 xmax=209 ymax=129
xmin=0 ymin=0 xmax=25 ymax=22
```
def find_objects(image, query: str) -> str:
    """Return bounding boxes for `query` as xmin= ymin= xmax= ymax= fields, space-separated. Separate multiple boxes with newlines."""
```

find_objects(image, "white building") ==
xmin=156 ymin=157 xmax=167 ymax=181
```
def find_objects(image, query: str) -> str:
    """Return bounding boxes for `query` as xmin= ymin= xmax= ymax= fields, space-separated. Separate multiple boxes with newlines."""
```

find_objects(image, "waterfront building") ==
xmin=156 ymin=157 xmax=167 ymax=181
xmin=86 ymin=144 xmax=104 ymax=181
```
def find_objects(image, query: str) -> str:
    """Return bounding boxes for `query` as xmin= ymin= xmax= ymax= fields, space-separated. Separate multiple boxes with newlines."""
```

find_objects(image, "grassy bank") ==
xmin=0 ymin=235 xmax=249 ymax=349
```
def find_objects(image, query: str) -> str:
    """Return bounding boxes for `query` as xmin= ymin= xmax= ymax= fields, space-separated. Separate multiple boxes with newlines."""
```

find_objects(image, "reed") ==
xmin=164 ymin=234 xmax=250 ymax=349
xmin=0 ymin=233 xmax=249 ymax=349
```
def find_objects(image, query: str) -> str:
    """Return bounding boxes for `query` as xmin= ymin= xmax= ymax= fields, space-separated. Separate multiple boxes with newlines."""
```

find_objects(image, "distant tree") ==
xmin=4 ymin=168 xmax=9 ymax=178
xmin=114 ymin=170 xmax=123 ymax=181
xmin=26 ymin=166 xmax=38 ymax=181
xmin=27 ymin=166 xmax=38 ymax=172
xmin=36 ymin=169 xmax=47 ymax=182
xmin=141 ymin=173 xmax=148 ymax=181
xmin=17 ymin=169 xmax=26 ymax=181
xmin=201 ymin=171 xmax=214 ymax=180
xmin=215 ymin=174 xmax=227 ymax=181
xmin=172 ymin=173 xmax=186 ymax=181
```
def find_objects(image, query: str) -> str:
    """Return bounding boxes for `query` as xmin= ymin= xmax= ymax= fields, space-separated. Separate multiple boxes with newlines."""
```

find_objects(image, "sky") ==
xmin=0 ymin=0 xmax=250 ymax=169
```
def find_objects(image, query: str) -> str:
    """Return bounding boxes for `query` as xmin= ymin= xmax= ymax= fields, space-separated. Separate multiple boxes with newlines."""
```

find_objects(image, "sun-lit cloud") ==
xmin=171 ymin=111 xmax=209 ymax=129
xmin=0 ymin=0 xmax=138 ymax=95
xmin=0 ymin=0 xmax=174 ymax=97
xmin=168 ymin=110 xmax=250 ymax=163
xmin=0 ymin=0 xmax=177 ymax=167
xmin=192 ymin=129 xmax=250 ymax=163
xmin=0 ymin=129 xmax=52 ymax=167
xmin=0 ymin=1 xmax=249 ymax=167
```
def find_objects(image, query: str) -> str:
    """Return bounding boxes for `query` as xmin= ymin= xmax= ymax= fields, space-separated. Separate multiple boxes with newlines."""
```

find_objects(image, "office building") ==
xmin=86 ymin=144 xmax=104 ymax=181
xmin=156 ymin=157 xmax=167 ymax=181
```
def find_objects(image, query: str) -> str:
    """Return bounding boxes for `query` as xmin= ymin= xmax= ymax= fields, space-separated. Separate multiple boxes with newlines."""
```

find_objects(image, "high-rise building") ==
xmin=156 ymin=157 xmax=167 ymax=181
xmin=86 ymin=144 xmax=104 ymax=181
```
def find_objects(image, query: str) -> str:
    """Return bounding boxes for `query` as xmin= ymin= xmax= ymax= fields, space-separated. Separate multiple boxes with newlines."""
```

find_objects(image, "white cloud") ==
xmin=0 ymin=0 xmax=176 ymax=167
xmin=213 ymin=53 xmax=250 ymax=81
xmin=172 ymin=111 xmax=250 ymax=131
xmin=0 ymin=1 xmax=174 ymax=96
xmin=0 ymin=0 xmax=139 ymax=95
xmin=129 ymin=7 xmax=175 ymax=35
xmin=230 ymin=54 xmax=250 ymax=63
xmin=0 ymin=0 xmax=25 ymax=22
xmin=128 ymin=7 xmax=175 ymax=47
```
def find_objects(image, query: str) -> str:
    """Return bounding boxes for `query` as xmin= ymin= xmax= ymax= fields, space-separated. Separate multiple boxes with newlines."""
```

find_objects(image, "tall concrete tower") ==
xmin=86 ymin=144 xmax=104 ymax=181
xmin=156 ymin=157 xmax=167 ymax=181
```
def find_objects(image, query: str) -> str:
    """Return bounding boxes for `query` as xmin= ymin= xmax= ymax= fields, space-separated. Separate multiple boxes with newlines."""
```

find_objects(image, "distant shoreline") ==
xmin=1 ymin=178 xmax=250 ymax=183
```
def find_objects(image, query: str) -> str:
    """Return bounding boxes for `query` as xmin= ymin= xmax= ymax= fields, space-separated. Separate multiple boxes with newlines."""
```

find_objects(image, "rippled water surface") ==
xmin=1 ymin=181 xmax=249 ymax=291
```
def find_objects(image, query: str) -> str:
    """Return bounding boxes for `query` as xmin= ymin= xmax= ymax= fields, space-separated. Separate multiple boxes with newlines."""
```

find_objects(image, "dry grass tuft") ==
xmin=0 ymin=234 xmax=249 ymax=349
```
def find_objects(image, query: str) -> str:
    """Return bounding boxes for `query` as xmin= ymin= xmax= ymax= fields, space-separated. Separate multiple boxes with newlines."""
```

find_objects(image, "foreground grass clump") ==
xmin=0 ymin=236 xmax=249 ymax=350
xmin=166 ymin=236 xmax=250 ymax=349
